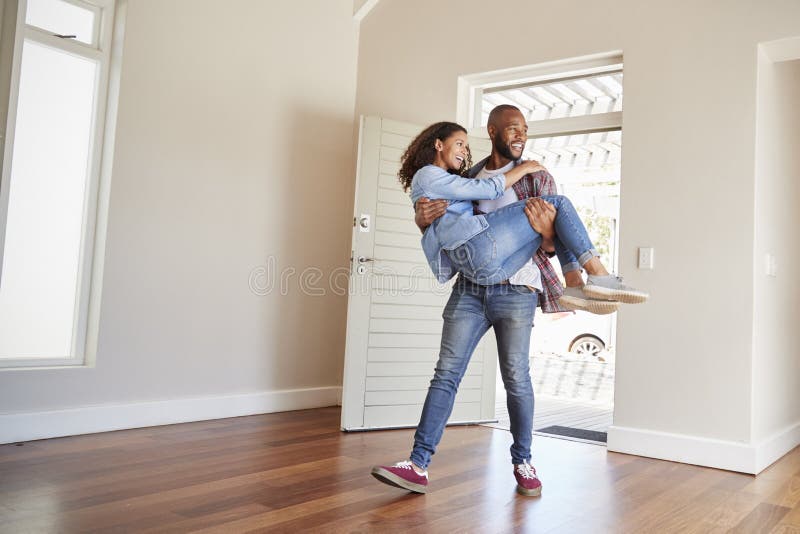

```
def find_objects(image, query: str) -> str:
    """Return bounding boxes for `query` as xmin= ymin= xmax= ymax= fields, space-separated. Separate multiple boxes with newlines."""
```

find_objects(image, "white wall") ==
xmin=752 ymin=54 xmax=800 ymax=451
xmin=0 ymin=0 xmax=358 ymax=439
xmin=354 ymin=0 xmax=800 ymax=471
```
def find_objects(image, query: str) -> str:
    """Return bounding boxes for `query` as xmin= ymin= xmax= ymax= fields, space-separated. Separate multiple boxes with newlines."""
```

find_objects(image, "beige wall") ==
xmin=0 ymin=0 xmax=357 ymax=413
xmin=2 ymin=0 xmax=799 ymax=462
xmin=355 ymin=0 xmax=800 ymax=445
xmin=752 ymin=55 xmax=800 ymax=443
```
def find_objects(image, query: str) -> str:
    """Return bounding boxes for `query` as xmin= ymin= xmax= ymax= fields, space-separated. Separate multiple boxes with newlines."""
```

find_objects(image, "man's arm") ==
xmin=414 ymin=197 xmax=447 ymax=233
xmin=415 ymin=162 xmax=545 ymax=202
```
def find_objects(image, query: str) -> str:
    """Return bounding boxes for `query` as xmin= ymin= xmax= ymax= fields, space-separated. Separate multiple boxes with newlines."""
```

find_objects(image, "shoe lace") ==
xmin=595 ymin=274 xmax=625 ymax=287
xmin=516 ymin=462 xmax=537 ymax=480
xmin=394 ymin=460 xmax=427 ymax=477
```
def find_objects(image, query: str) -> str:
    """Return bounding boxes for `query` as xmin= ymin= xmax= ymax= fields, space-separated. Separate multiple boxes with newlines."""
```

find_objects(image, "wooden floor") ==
xmin=2 ymin=407 xmax=800 ymax=533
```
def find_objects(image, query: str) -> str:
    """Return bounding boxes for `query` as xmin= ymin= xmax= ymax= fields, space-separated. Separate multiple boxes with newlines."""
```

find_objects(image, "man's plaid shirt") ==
xmin=467 ymin=157 xmax=567 ymax=313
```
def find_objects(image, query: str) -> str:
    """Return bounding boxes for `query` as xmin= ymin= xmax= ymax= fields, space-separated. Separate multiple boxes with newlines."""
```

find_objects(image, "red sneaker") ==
xmin=514 ymin=461 xmax=542 ymax=496
xmin=371 ymin=460 xmax=429 ymax=494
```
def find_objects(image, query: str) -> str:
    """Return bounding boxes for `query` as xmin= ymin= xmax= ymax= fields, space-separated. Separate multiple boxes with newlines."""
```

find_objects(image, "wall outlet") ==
xmin=638 ymin=247 xmax=654 ymax=269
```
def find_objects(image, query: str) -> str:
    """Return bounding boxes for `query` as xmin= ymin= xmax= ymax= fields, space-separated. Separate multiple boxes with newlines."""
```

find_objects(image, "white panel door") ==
xmin=341 ymin=116 xmax=496 ymax=431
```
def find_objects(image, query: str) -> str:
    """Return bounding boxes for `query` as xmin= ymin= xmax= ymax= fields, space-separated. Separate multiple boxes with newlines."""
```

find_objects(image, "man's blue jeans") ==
xmin=411 ymin=276 xmax=536 ymax=468
xmin=447 ymin=195 xmax=598 ymax=285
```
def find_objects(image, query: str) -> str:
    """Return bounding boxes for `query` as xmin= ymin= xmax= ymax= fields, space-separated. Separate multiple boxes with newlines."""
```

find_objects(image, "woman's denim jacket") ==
xmin=409 ymin=164 xmax=507 ymax=282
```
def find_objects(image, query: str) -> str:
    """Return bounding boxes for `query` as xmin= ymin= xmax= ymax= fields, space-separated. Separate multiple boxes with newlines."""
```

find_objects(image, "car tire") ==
xmin=569 ymin=335 xmax=605 ymax=356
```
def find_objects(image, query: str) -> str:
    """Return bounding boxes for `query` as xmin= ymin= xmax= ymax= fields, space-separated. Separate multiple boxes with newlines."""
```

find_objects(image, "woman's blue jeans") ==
xmin=446 ymin=195 xmax=598 ymax=285
xmin=411 ymin=277 xmax=536 ymax=468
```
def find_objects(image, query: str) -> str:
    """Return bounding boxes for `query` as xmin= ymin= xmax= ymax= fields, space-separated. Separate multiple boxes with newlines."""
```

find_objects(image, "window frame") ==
xmin=0 ymin=0 xmax=118 ymax=369
xmin=457 ymin=52 xmax=624 ymax=140
xmin=25 ymin=0 xmax=104 ymax=47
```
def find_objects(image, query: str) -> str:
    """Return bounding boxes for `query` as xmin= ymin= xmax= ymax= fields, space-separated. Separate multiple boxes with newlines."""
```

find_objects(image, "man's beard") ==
xmin=493 ymin=138 xmax=516 ymax=160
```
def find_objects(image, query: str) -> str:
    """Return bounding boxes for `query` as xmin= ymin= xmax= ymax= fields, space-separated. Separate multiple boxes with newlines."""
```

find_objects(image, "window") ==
xmin=0 ymin=0 xmax=118 ymax=367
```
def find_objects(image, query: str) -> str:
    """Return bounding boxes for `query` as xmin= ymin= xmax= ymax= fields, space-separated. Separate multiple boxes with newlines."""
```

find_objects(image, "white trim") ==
xmin=462 ymin=52 xmax=623 ymax=91
xmin=24 ymin=24 xmax=103 ymax=58
xmin=24 ymin=0 xmax=100 ymax=49
xmin=754 ymin=420 xmax=800 ymax=473
xmin=749 ymin=37 xmax=800 ymax=475
xmin=353 ymin=0 xmax=380 ymax=23
xmin=0 ymin=356 xmax=83 ymax=369
xmin=60 ymin=0 xmax=106 ymax=13
xmin=483 ymin=68 xmax=623 ymax=96
xmin=457 ymin=51 xmax=623 ymax=128
xmin=71 ymin=0 xmax=116 ymax=364
xmin=340 ymin=115 xmax=378 ymax=431
xmin=607 ymin=423 xmax=800 ymax=475
xmin=607 ymin=425 xmax=755 ymax=473
xmin=760 ymin=36 xmax=800 ymax=63
xmin=82 ymin=0 xmax=125 ymax=367
xmin=0 ymin=386 xmax=342 ymax=444
xmin=609 ymin=422 xmax=800 ymax=475
xmin=0 ymin=0 xmax=27 ymax=289
xmin=468 ymin=112 xmax=622 ymax=140
xmin=58 ymin=0 xmax=104 ymax=49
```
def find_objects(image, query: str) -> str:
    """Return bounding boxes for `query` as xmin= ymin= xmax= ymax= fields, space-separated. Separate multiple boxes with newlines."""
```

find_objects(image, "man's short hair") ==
xmin=487 ymin=104 xmax=522 ymax=128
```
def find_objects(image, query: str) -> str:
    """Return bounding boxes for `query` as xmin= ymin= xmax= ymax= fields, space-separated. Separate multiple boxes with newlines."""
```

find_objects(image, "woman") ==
xmin=400 ymin=121 xmax=647 ymax=303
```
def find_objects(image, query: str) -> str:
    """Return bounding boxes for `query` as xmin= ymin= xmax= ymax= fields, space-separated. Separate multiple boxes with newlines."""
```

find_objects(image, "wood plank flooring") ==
xmin=1 ymin=407 xmax=799 ymax=533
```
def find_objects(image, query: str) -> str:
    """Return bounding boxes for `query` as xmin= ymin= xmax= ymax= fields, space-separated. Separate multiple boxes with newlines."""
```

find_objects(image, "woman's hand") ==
xmin=415 ymin=197 xmax=448 ymax=232
xmin=521 ymin=159 xmax=547 ymax=174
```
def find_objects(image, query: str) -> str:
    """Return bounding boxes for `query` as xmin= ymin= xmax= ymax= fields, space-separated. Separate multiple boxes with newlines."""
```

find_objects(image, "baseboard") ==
xmin=607 ymin=425 xmax=756 ymax=474
xmin=608 ymin=421 xmax=800 ymax=475
xmin=0 ymin=386 xmax=341 ymax=444
xmin=754 ymin=420 xmax=800 ymax=473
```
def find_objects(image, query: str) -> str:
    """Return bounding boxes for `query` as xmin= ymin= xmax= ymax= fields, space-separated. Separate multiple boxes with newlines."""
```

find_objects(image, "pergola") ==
xmin=476 ymin=71 xmax=624 ymax=170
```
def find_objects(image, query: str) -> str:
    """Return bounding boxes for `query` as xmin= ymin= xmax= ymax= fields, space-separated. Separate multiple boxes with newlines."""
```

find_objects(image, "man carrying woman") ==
xmin=371 ymin=105 xmax=646 ymax=496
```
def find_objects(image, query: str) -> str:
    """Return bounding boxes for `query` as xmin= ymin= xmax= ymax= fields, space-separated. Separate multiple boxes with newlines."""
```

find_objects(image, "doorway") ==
xmin=490 ymin=130 xmax=621 ymax=444
xmin=459 ymin=55 xmax=624 ymax=444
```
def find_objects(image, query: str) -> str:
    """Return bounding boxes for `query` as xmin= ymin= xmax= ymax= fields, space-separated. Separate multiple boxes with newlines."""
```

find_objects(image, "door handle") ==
xmin=358 ymin=256 xmax=374 ymax=263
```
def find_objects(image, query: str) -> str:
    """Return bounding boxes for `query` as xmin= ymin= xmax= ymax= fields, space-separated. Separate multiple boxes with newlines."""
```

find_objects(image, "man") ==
xmin=371 ymin=105 xmax=618 ymax=497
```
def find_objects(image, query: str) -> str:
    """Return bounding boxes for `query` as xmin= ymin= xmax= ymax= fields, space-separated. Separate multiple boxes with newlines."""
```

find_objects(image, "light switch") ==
xmin=638 ymin=247 xmax=654 ymax=269
xmin=765 ymin=253 xmax=777 ymax=277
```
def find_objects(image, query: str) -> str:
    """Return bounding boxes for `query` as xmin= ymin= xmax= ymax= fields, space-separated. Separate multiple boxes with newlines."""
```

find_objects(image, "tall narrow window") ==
xmin=0 ymin=0 xmax=117 ymax=366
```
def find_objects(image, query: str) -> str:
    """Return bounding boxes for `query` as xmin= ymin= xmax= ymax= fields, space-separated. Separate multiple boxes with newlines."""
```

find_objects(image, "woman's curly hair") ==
xmin=398 ymin=122 xmax=472 ymax=192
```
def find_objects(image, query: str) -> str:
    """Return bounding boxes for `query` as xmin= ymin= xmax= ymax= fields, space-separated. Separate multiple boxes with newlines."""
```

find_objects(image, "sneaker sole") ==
xmin=581 ymin=285 xmax=649 ymax=304
xmin=516 ymin=484 xmax=542 ymax=497
xmin=371 ymin=467 xmax=428 ymax=494
xmin=558 ymin=295 xmax=620 ymax=315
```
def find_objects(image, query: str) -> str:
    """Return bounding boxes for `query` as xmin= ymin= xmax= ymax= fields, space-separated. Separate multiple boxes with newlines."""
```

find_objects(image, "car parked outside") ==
xmin=533 ymin=309 xmax=615 ymax=361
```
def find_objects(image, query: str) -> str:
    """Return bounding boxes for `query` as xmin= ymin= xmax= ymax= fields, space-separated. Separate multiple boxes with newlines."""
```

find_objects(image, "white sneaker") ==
xmin=558 ymin=286 xmax=620 ymax=315
xmin=582 ymin=274 xmax=649 ymax=304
